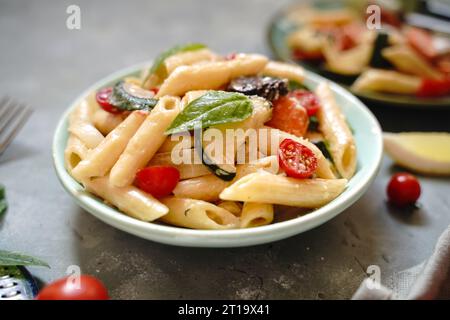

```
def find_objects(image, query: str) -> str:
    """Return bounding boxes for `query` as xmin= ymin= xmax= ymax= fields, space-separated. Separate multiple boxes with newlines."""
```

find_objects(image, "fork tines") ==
xmin=0 ymin=96 xmax=33 ymax=155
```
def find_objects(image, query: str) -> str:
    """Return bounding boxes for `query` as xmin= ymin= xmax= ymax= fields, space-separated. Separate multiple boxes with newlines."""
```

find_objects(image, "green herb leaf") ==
xmin=0 ymin=184 xmax=7 ymax=216
xmin=165 ymin=91 xmax=253 ymax=135
xmin=146 ymin=43 xmax=206 ymax=80
xmin=0 ymin=250 xmax=50 ymax=268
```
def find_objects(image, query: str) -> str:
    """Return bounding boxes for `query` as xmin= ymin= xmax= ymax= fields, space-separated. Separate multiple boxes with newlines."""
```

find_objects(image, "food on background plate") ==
xmin=384 ymin=132 xmax=450 ymax=176
xmin=64 ymin=43 xmax=357 ymax=230
xmin=285 ymin=3 xmax=450 ymax=98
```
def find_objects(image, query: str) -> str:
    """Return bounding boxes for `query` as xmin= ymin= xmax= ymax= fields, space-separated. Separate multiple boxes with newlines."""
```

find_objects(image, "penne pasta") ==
xmin=217 ymin=201 xmax=242 ymax=217
xmin=84 ymin=176 xmax=168 ymax=222
xmin=64 ymin=134 xmax=89 ymax=175
xmin=352 ymin=69 xmax=421 ymax=94
xmin=219 ymin=171 xmax=347 ymax=208
xmin=93 ymin=108 xmax=127 ymax=135
xmin=261 ymin=61 xmax=305 ymax=84
xmin=109 ymin=96 xmax=181 ymax=187
xmin=68 ymin=92 xmax=104 ymax=148
xmin=315 ymin=82 xmax=356 ymax=179
xmin=71 ymin=111 xmax=147 ymax=181
xmin=144 ymin=50 xmax=219 ymax=88
xmin=173 ymin=156 xmax=279 ymax=202
xmin=159 ymin=197 xmax=239 ymax=230
xmin=382 ymin=45 xmax=443 ymax=80
xmin=156 ymin=54 xmax=268 ymax=97
xmin=240 ymin=202 xmax=274 ymax=228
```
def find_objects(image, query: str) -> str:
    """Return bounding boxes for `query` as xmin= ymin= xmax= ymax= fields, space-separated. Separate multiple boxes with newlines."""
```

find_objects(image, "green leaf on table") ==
xmin=0 ymin=250 xmax=50 ymax=268
xmin=143 ymin=43 xmax=207 ymax=85
xmin=165 ymin=91 xmax=253 ymax=134
xmin=0 ymin=184 xmax=7 ymax=216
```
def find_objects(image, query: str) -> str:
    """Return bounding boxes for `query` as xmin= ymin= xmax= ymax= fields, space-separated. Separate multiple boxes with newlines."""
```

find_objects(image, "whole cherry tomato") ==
xmin=135 ymin=166 xmax=180 ymax=198
xmin=36 ymin=275 xmax=109 ymax=300
xmin=387 ymin=173 xmax=421 ymax=207
xmin=96 ymin=87 xmax=122 ymax=114
xmin=278 ymin=138 xmax=318 ymax=179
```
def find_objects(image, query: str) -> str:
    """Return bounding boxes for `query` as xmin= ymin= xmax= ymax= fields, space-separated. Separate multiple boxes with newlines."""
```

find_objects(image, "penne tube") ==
xmin=159 ymin=197 xmax=239 ymax=230
xmin=148 ymin=150 xmax=210 ymax=180
xmin=382 ymin=45 xmax=443 ymax=80
xmin=173 ymin=156 xmax=278 ymax=202
xmin=71 ymin=111 xmax=147 ymax=181
xmin=315 ymin=82 xmax=356 ymax=179
xmin=258 ymin=126 xmax=335 ymax=179
xmin=83 ymin=176 xmax=168 ymax=222
xmin=352 ymin=69 xmax=421 ymax=94
xmin=143 ymin=50 xmax=220 ymax=88
xmin=65 ymin=134 xmax=89 ymax=175
xmin=219 ymin=171 xmax=347 ymax=208
xmin=68 ymin=92 xmax=104 ymax=148
xmin=240 ymin=202 xmax=274 ymax=228
xmin=164 ymin=49 xmax=219 ymax=75
xmin=93 ymin=108 xmax=127 ymax=135
xmin=261 ymin=61 xmax=305 ymax=83
xmin=156 ymin=54 xmax=268 ymax=97
xmin=217 ymin=201 xmax=242 ymax=217
xmin=322 ymin=39 xmax=373 ymax=75
xmin=109 ymin=96 xmax=181 ymax=187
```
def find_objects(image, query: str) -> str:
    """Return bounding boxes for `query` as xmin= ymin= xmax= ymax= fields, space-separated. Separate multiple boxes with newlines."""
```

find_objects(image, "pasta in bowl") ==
xmin=53 ymin=44 xmax=382 ymax=247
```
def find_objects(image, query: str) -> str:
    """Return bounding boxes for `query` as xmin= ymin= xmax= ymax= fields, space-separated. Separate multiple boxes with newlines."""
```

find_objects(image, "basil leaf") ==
xmin=165 ymin=91 xmax=253 ymax=134
xmin=0 ymin=184 xmax=7 ymax=216
xmin=146 ymin=43 xmax=207 ymax=80
xmin=0 ymin=250 xmax=49 ymax=268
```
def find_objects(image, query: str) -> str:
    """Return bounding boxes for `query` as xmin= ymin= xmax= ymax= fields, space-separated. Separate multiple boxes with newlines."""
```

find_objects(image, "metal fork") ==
xmin=0 ymin=96 xmax=33 ymax=156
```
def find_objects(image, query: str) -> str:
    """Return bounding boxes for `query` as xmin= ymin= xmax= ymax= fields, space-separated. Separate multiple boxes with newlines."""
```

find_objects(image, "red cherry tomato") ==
xmin=288 ymin=89 xmax=321 ymax=116
xmin=278 ymin=138 xmax=318 ymax=179
xmin=387 ymin=173 xmax=421 ymax=207
xmin=266 ymin=96 xmax=309 ymax=137
xmin=96 ymin=87 xmax=122 ymax=114
xmin=135 ymin=166 xmax=180 ymax=198
xmin=417 ymin=77 xmax=450 ymax=97
xmin=36 ymin=275 xmax=108 ymax=300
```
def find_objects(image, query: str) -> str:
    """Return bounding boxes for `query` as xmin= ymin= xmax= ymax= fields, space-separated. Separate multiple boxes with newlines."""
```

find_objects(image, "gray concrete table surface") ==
xmin=1 ymin=0 xmax=449 ymax=299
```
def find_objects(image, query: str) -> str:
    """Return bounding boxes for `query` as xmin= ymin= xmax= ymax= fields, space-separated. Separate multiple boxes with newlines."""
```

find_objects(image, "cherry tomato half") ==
xmin=292 ymin=48 xmax=323 ymax=61
xmin=36 ymin=275 xmax=109 ymax=300
xmin=387 ymin=173 xmax=421 ymax=207
xmin=417 ymin=77 xmax=450 ymax=97
xmin=278 ymin=138 xmax=318 ymax=179
xmin=96 ymin=87 xmax=122 ymax=114
xmin=135 ymin=166 xmax=180 ymax=198
xmin=266 ymin=96 xmax=309 ymax=137
xmin=288 ymin=89 xmax=321 ymax=116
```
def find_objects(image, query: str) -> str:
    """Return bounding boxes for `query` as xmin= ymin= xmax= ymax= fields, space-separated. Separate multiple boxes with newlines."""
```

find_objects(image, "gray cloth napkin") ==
xmin=352 ymin=225 xmax=450 ymax=300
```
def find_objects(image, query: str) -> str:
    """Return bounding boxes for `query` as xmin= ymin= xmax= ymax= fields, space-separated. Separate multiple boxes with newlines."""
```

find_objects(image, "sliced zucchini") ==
xmin=110 ymin=80 xmax=158 ymax=111
xmin=194 ymin=130 xmax=236 ymax=181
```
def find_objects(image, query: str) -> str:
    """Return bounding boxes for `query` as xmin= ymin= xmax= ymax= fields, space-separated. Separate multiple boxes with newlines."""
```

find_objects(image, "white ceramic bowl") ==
xmin=53 ymin=62 xmax=383 ymax=247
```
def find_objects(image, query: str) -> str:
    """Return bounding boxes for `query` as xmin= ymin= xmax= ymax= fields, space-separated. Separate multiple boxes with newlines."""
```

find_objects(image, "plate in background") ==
xmin=267 ymin=4 xmax=450 ymax=109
